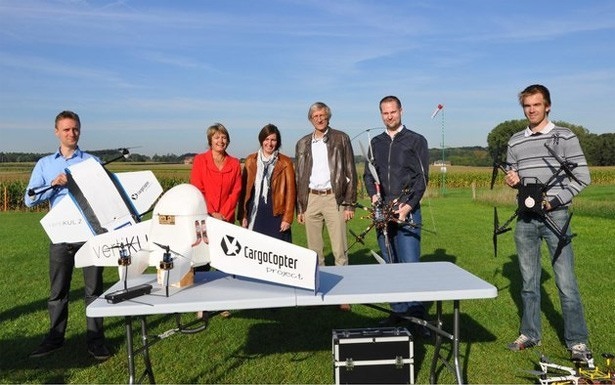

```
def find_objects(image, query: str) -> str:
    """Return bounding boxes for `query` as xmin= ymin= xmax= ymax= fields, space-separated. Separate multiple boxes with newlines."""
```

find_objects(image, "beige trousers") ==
xmin=304 ymin=193 xmax=348 ymax=266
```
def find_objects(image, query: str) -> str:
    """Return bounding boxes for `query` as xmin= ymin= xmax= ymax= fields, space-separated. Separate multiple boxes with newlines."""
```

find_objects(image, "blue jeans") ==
xmin=377 ymin=208 xmax=424 ymax=315
xmin=514 ymin=209 xmax=588 ymax=348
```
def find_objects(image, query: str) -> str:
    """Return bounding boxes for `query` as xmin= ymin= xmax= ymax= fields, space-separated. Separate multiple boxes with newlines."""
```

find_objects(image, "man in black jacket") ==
xmin=364 ymin=95 xmax=430 ymax=325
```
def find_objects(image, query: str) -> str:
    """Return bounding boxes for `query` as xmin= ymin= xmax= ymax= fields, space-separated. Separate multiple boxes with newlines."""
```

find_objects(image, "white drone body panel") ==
xmin=40 ymin=196 xmax=95 ymax=244
xmin=39 ymin=158 xmax=163 ymax=244
xmin=207 ymin=217 xmax=319 ymax=292
xmin=148 ymin=184 xmax=210 ymax=287
xmin=75 ymin=220 xmax=152 ymax=279
xmin=68 ymin=158 xmax=136 ymax=232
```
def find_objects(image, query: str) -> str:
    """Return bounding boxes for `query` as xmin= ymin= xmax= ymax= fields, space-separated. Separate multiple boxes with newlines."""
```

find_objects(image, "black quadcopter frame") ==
xmin=491 ymin=143 xmax=586 ymax=263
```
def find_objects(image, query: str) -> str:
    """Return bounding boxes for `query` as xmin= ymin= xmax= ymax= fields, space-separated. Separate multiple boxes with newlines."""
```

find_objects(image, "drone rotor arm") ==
xmin=543 ymin=143 xmax=586 ymax=187
xmin=546 ymin=212 xmax=575 ymax=264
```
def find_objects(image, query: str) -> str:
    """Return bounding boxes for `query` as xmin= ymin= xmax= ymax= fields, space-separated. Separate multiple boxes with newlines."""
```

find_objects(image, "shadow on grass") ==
xmin=0 ymin=284 xmax=133 ymax=383
xmin=232 ymin=306 xmax=431 ymax=383
xmin=422 ymin=247 xmax=457 ymax=264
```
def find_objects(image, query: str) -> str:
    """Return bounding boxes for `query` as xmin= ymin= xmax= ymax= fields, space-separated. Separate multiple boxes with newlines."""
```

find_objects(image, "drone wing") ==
xmin=39 ymin=158 xmax=163 ymax=244
xmin=75 ymin=220 xmax=151 ymax=268
xmin=113 ymin=170 xmax=163 ymax=218
xmin=207 ymin=216 xmax=319 ymax=291
xmin=40 ymin=195 xmax=96 ymax=244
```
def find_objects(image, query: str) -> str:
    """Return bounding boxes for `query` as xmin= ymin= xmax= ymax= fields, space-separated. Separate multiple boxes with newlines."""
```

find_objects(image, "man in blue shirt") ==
xmin=25 ymin=110 xmax=110 ymax=360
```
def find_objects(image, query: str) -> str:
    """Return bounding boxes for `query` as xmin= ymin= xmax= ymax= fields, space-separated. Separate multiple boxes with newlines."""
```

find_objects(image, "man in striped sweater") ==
xmin=504 ymin=84 xmax=592 ymax=362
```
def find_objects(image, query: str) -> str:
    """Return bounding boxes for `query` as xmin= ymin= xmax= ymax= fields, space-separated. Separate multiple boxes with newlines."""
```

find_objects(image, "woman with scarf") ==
xmin=239 ymin=124 xmax=296 ymax=242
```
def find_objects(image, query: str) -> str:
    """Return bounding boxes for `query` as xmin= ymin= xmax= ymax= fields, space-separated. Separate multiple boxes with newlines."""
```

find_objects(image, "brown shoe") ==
xmin=220 ymin=310 xmax=232 ymax=318
xmin=339 ymin=304 xmax=351 ymax=312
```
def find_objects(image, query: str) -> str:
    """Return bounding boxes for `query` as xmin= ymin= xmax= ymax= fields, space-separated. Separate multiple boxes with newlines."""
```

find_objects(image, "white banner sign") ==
xmin=207 ymin=217 xmax=319 ymax=292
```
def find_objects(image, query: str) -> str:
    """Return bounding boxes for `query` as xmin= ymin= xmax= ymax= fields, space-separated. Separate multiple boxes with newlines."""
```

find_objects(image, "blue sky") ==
xmin=1 ymin=0 xmax=613 ymax=158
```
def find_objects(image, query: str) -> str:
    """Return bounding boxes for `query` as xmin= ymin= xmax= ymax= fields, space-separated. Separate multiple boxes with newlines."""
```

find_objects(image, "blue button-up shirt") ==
xmin=24 ymin=147 xmax=99 ymax=208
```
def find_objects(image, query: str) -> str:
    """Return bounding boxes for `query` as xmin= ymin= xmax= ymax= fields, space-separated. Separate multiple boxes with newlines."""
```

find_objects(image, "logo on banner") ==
xmin=221 ymin=235 xmax=241 ymax=256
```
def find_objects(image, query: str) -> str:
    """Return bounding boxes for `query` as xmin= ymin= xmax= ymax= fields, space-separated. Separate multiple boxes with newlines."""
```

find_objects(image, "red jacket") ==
xmin=190 ymin=150 xmax=242 ymax=223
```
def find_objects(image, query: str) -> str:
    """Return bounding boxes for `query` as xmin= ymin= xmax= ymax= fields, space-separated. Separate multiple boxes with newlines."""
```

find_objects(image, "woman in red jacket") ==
xmin=190 ymin=123 xmax=242 ymax=223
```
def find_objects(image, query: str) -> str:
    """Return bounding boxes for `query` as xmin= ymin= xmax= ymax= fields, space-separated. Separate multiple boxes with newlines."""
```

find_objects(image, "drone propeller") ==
xmin=370 ymin=250 xmax=387 ymax=264
xmin=490 ymin=161 xmax=511 ymax=190
xmin=537 ymin=352 xmax=556 ymax=364
xmin=346 ymin=223 xmax=377 ymax=253
xmin=522 ymin=369 xmax=548 ymax=377
xmin=110 ymin=242 xmax=133 ymax=266
xmin=403 ymin=218 xmax=436 ymax=234
xmin=490 ymin=163 xmax=499 ymax=190
xmin=152 ymin=241 xmax=192 ymax=270
xmin=102 ymin=147 xmax=141 ymax=165
xmin=153 ymin=242 xmax=191 ymax=297
xmin=493 ymin=207 xmax=499 ymax=257
xmin=493 ymin=207 xmax=514 ymax=257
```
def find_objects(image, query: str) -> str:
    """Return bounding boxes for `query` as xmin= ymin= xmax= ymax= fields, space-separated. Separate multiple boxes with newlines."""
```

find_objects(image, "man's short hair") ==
xmin=379 ymin=95 xmax=402 ymax=111
xmin=518 ymin=84 xmax=551 ymax=107
xmin=55 ymin=110 xmax=81 ymax=129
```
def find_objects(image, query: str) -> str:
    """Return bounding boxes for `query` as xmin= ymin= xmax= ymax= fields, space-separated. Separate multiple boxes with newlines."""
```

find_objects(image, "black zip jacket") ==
xmin=363 ymin=126 xmax=429 ymax=211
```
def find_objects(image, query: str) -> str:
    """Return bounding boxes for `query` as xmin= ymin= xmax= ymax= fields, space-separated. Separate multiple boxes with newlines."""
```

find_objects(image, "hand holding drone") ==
xmin=27 ymin=147 xmax=134 ymax=199
xmin=491 ymin=143 xmax=587 ymax=262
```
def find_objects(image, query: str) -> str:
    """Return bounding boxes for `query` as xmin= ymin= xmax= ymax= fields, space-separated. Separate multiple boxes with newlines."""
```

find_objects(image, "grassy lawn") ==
xmin=0 ymin=186 xmax=613 ymax=383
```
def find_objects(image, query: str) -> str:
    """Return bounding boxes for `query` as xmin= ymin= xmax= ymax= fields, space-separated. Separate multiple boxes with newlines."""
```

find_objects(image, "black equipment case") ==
xmin=332 ymin=327 xmax=414 ymax=384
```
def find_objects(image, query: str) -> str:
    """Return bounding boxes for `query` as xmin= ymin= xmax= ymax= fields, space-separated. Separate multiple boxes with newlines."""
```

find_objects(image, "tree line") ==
xmin=1 ymin=120 xmax=612 ymax=166
xmin=487 ymin=119 xmax=614 ymax=166
xmin=0 ymin=151 xmax=197 ymax=164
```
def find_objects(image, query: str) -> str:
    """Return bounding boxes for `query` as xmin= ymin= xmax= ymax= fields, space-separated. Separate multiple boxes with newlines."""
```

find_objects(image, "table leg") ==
xmin=429 ymin=301 xmax=463 ymax=384
xmin=139 ymin=316 xmax=156 ymax=384
xmin=452 ymin=300 xmax=462 ymax=385
xmin=125 ymin=316 xmax=136 ymax=384
xmin=430 ymin=301 xmax=443 ymax=384
xmin=124 ymin=315 xmax=156 ymax=384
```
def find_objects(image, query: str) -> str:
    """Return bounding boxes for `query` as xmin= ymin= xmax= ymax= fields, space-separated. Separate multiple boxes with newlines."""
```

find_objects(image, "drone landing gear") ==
xmin=105 ymin=284 xmax=153 ymax=304
xmin=153 ymin=242 xmax=194 ymax=297
xmin=103 ymin=242 xmax=153 ymax=304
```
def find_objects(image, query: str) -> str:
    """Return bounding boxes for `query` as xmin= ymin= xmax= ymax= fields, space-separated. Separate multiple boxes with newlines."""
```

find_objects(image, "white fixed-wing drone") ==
xmin=34 ymin=159 xmax=319 ymax=299
xmin=75 ymin=184 xmax=319 ymax=298
xmin=34 ymin=156 xmax=163 ymax=244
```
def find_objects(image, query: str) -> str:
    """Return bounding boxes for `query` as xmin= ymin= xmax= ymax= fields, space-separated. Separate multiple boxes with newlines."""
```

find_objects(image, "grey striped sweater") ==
xmin=506 ymin=124 xmax=590 ymax=209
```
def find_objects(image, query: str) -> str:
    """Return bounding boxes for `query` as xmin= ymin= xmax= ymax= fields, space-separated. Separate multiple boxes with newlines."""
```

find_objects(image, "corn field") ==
xmin=1 ymin=164 xmax=614 ymax=212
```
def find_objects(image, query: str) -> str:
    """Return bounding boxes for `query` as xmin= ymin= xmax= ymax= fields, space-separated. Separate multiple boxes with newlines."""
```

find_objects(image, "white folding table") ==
xmin=88 ymin=262 xmax=497 ymax=384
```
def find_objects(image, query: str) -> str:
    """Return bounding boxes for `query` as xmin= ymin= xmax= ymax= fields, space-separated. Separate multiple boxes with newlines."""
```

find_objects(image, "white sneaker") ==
xmin=507 ymin=334 xmax=541 ymax=351
xmin=570 ymin=342 xmax=592 ymax=363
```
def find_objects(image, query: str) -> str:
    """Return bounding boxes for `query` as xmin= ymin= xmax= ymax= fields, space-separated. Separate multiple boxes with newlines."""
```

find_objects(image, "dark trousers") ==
xmin=44 ymin=242 xmax=105 ymax=347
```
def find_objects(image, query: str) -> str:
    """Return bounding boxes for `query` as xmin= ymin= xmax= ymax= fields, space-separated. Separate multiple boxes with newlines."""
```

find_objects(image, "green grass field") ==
xmin=0 ymin=186 xmax=613 ymax=383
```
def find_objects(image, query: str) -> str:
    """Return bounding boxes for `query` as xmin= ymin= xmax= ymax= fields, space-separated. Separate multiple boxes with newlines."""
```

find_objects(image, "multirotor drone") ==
xmin=347 ymin=141 xmax=431 ymax=263
xmin=523 ymin=352 xmax=614 ymax=385
xmin=491 ymin=143 xmax=587 ymax=262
